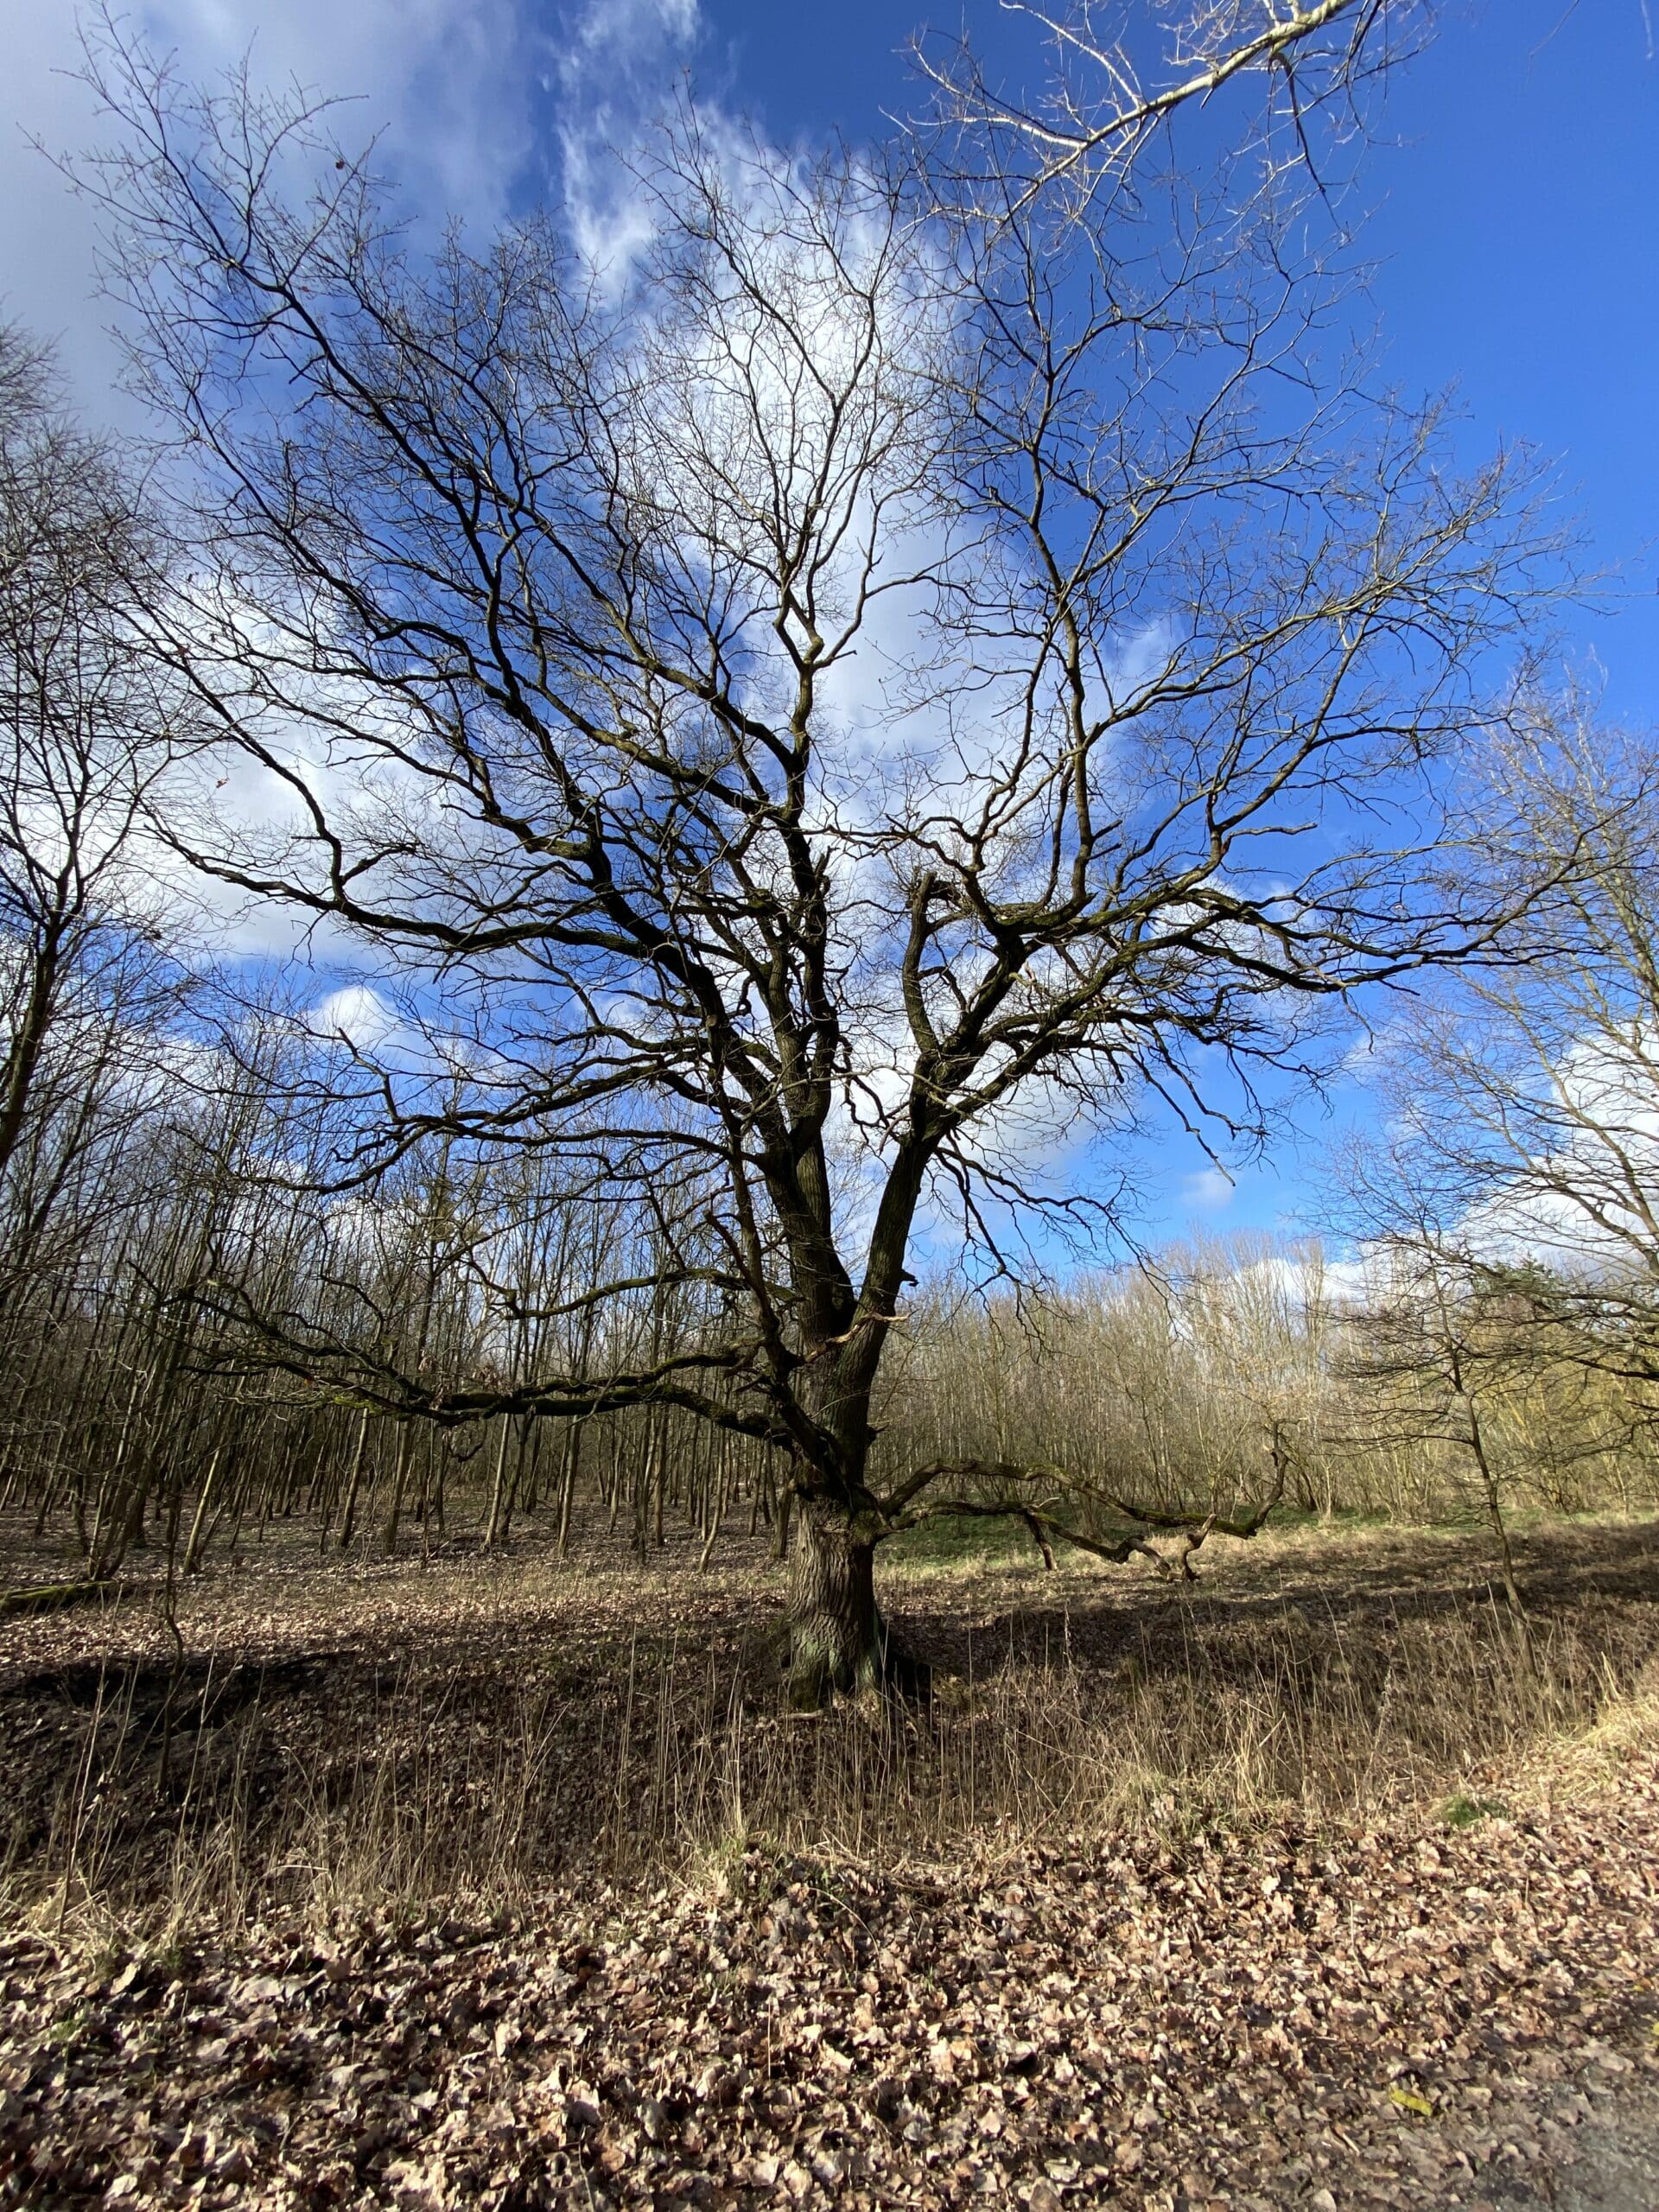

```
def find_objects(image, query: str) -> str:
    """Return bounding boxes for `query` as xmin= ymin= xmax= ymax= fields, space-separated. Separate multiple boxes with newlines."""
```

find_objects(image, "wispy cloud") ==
xmin=1182 ymin=1165 xmax=1236 ymax=1211
xmin=1 ymin=0 xmax=538 ymax=416
xmin=551 ymin=0 xmax=707 ymax=274
xmin=151 ymin=0 xmax=537 ymax=223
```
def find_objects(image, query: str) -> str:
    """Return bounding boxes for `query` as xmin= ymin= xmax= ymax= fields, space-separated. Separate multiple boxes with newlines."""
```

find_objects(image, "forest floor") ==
xmin=1 ymin=1510 xmax=1657 ymax=2209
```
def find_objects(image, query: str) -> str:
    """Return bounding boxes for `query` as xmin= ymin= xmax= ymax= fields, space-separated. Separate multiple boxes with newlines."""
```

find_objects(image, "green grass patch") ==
xmin=880 ymin=1512 xmax=1042 ymax=1571
xmin=1441 ymin=1791 xmax=1509 ymax=1830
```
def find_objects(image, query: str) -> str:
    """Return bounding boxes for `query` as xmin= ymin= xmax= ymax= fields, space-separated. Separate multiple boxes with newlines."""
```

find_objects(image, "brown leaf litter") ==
xmin=4 ymin=1732 xmax=1658 ymax=2209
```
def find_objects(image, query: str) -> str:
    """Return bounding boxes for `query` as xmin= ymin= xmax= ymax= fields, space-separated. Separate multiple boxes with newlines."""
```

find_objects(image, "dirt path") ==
xmin=1492 ymin=2088 xmax=1659 ymax=2209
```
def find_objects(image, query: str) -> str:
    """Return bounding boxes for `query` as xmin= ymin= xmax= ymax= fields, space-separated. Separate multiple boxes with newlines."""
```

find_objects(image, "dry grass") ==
xmin=3 ymin=1512 xmax=1657 ymax=1948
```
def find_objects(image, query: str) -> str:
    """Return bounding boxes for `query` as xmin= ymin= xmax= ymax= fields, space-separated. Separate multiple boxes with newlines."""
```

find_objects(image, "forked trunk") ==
xmin=785 ymin=1502 xmax=885 ymax=1708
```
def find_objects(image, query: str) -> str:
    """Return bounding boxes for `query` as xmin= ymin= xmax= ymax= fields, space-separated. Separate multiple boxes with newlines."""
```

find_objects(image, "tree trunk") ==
xmin=337 ymin=1407 xmax=371 ymax=1551
xmin=182 ymin=1441 xmax=225 ymax=1575
xmin=485 ymin=1412 xmax=513 ymax=1547
xmin=785 ymin=1502 xmax=886 ymax=1708
xmin=556 ymin=1420 xmax=582 ymax=1560
xmin=381 ymin=1424 xmax=413 ymax=1554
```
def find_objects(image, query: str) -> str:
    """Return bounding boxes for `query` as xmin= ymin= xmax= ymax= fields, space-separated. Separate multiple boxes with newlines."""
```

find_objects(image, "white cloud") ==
xmin=0 ymin=0 xmax=538 ymax=424
xmin=1182 ymin=1165 xmax=1236 ymax=1211
xmin=551 ymin=0 xmax=706 ymax=276
xmin=311 ymin=982 xmax=398 ymax=1051
xmin=152 ymin=0 xmax=536 ymax=220
xmin=1448 ymin=1024 xmax=1659 ymax=1277
xmin=564 ymin=0 xmax=698 ymax=69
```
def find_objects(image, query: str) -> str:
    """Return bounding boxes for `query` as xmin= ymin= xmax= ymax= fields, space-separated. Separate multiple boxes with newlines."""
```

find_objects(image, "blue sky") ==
xmin=699 ymin=2 xmax=1657 ymax=719
xmin=1222 ymin=0 xmax=1659 ymax=1238
xmin=671 ymin=0 xmax=1659 ymax=1243
xmin=1 ymin=0 xmax=1652 ymax=1251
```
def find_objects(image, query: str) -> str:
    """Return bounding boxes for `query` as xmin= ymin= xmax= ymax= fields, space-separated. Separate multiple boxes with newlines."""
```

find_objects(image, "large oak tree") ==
xmin=79 ymin=1 xmax=1560 ymax=1700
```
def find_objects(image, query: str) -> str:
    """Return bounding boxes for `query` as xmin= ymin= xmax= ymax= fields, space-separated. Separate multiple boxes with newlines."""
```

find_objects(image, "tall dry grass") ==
xmin=11 ymin=1584 xmax=1654 ymax=1948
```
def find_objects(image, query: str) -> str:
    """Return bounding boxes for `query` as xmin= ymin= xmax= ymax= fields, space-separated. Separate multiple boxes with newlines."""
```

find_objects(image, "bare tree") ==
xmin=0 ymin=324 xmax=188 ymax=1295
xmin=1329 ymin=1159 xmax=1538 ymax=1619
xmin=1335 ymin=706 xmax=1659 ymax=1391
xmin=71 ymin=3 xmax=1561 ymax=1700
xmin=913 ymin=0 xmax=1427 ymax=216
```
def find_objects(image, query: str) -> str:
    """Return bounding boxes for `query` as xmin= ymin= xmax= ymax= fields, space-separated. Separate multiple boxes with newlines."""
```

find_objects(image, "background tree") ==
xmin=71 ymin=2 xmax=1560 ymax=1701
xmin=1338 ymin=708 xmax=1659 ymax=1405
xmin=0 ymin=323 xmax=181 ymax=1236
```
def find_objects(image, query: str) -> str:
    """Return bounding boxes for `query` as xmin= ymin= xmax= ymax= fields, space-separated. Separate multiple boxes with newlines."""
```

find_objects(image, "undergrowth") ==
xmin=6 ymin=1527 xmax=1656 ymax=1954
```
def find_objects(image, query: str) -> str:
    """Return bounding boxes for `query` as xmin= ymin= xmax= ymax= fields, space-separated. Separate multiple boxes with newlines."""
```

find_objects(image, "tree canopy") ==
xmin=68 ymin=0 xmax=1563 ymax=1696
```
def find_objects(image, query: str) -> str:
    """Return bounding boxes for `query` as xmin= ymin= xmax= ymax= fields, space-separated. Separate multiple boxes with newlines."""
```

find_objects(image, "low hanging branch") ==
xmin=880 ymin=1457 xmax=1287 ymax=1581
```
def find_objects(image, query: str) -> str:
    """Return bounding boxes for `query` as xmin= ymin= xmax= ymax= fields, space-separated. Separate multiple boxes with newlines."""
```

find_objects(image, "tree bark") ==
xmin=380 ymin=1423 xmax=413 ymax=1554
xmin=556 ymin=1419 xmax=582 ymax=1560
xmin=484 ymin=1411 xmax=513 ymax=1547
xmin=785 ymin=1502 xmax=886 ymax=1708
